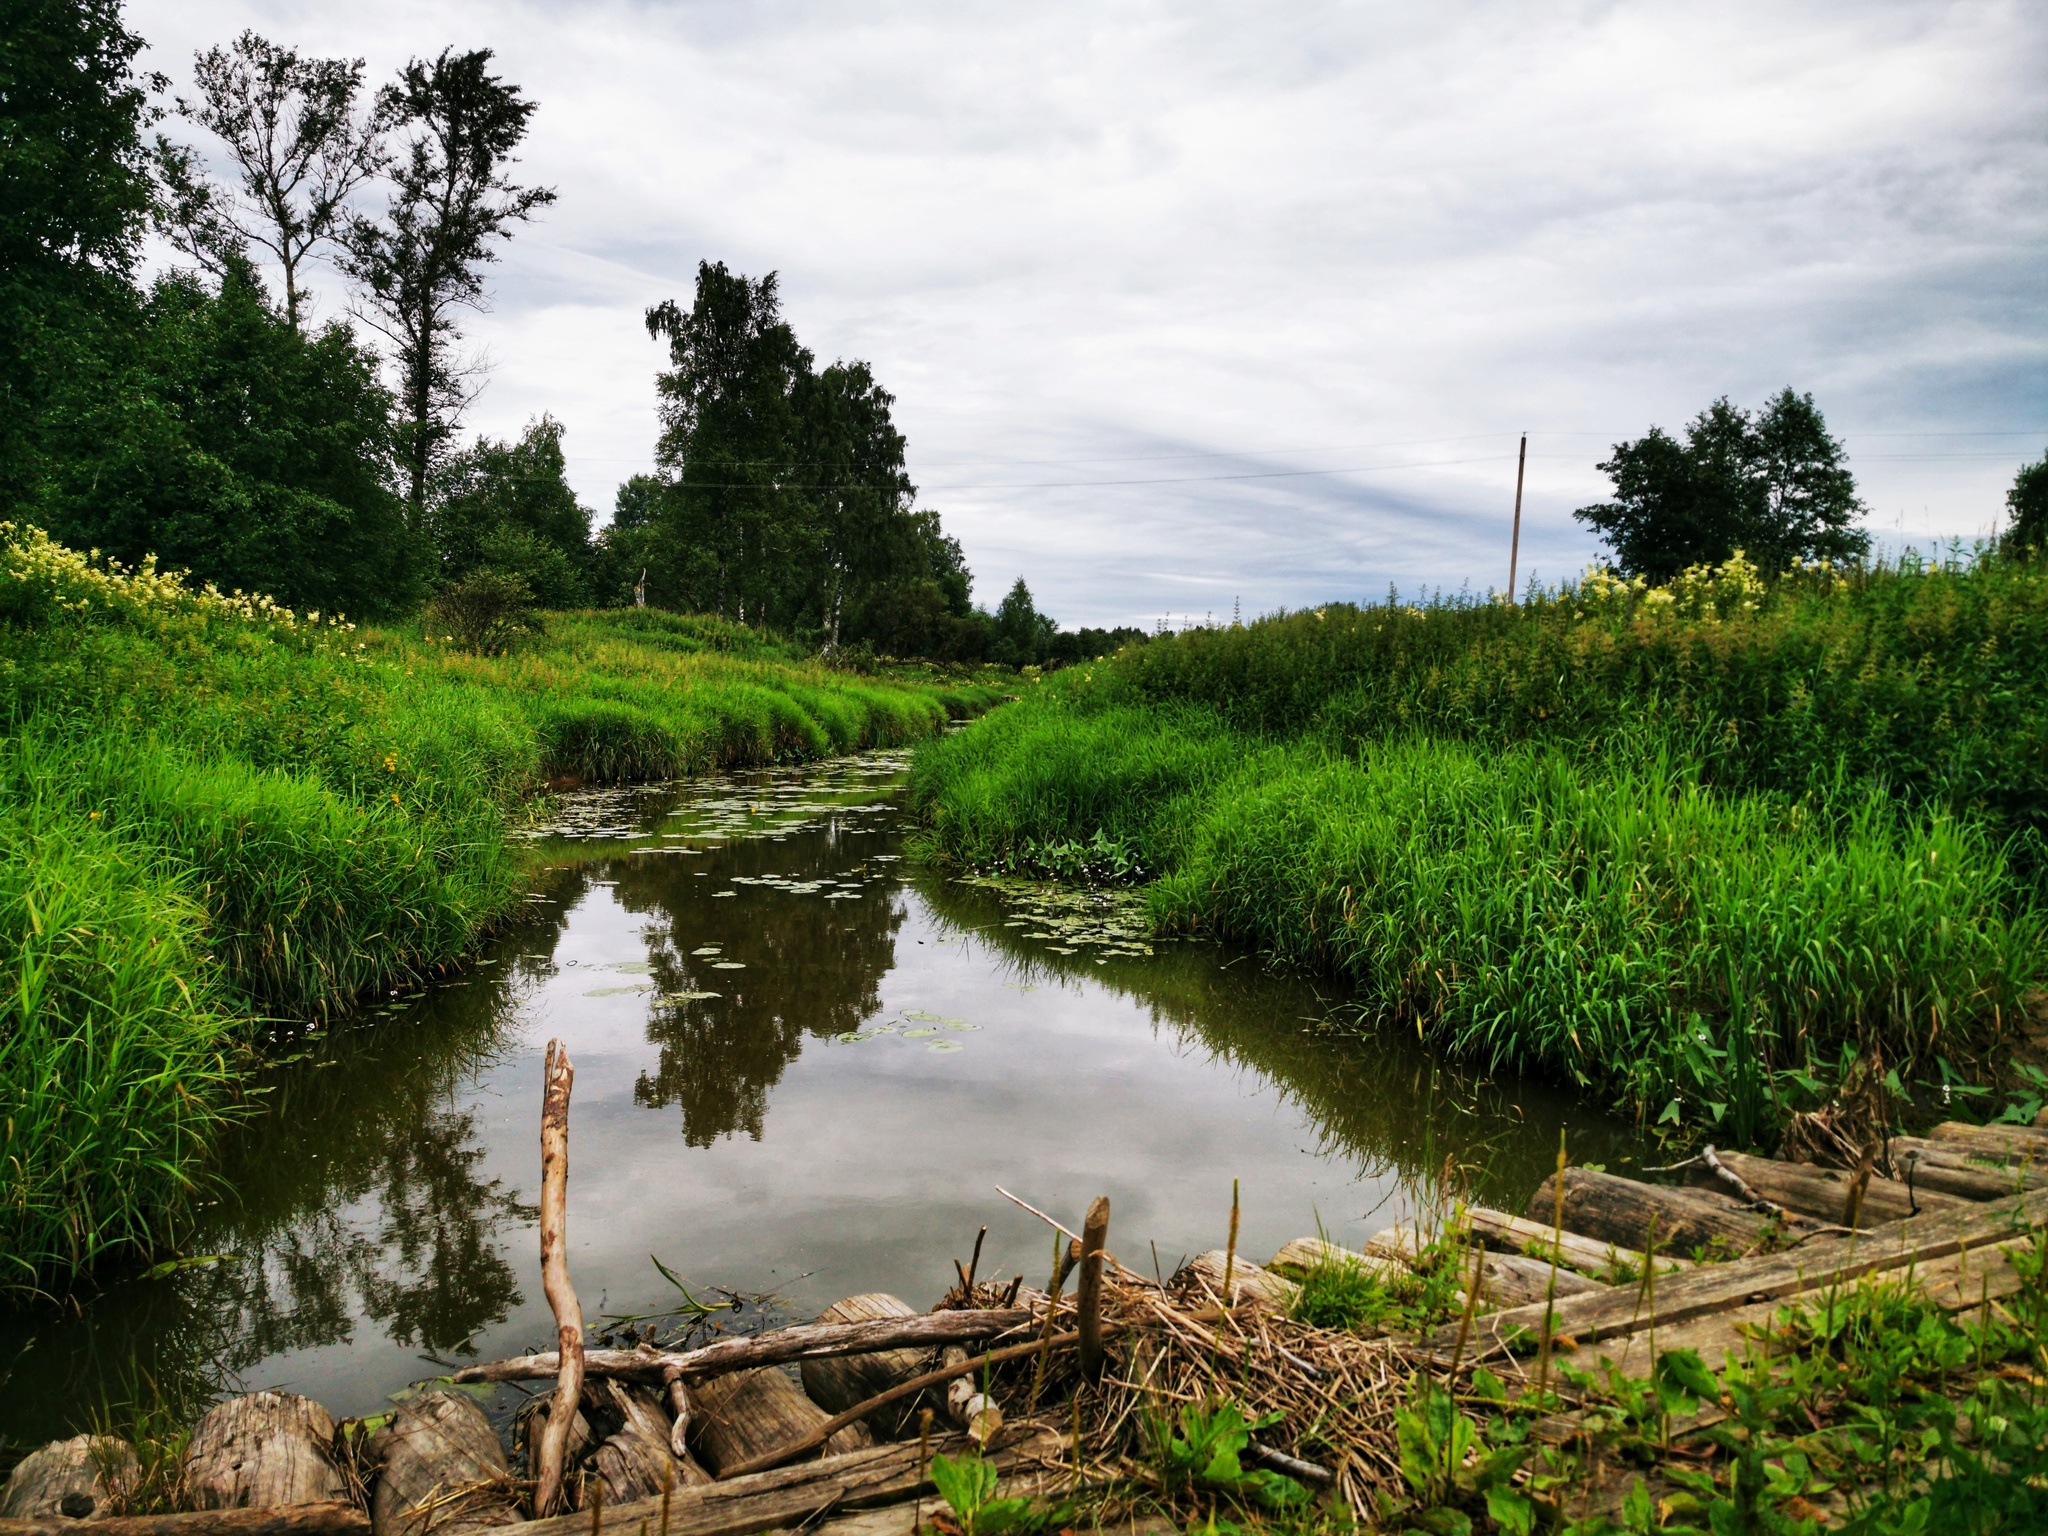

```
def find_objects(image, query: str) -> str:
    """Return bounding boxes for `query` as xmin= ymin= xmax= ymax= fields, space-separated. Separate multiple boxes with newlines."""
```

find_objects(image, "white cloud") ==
xmin=132 ymin=0 xmax=2048 ymax=625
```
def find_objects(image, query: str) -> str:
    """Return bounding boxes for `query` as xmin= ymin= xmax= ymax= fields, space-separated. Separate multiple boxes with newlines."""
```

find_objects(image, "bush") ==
xmin=428 ymin=570 xmax=539 ymax=655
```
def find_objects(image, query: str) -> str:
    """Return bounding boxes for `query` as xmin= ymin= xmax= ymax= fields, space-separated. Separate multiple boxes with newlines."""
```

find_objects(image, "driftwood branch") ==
xmin=535 ymin=1039 xmax=585 ymax=1517
xmin=0 ymin=1506 xmax=368 ymax=1536
xmin=1245 ymin=1441 xmax=1335 ymax=1486
xmin=451 ymin=1310 xmax=1036 ymax=1386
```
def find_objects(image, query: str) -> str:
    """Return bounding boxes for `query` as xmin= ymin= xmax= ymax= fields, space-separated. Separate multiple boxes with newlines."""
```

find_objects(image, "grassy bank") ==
xmin=910 ymin=554 xmax=2047 ymax=1140
xmin=0 ymin=524 xmax=999 ymax=1295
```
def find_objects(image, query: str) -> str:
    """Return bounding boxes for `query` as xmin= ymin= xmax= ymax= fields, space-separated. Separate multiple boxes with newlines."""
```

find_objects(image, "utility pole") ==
xmin=1507 ymin=433 xmax=1528 ymax=606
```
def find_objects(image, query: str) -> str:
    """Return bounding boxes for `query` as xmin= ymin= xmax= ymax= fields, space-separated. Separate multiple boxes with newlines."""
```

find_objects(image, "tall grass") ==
xmin=912 ymin=553 xmax=2048 ymax=1136
xmin=0 ymin=524 xmax=999 ymax=1293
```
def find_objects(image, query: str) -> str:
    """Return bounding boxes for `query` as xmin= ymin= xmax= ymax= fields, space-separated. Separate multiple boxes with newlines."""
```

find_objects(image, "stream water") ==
xmin=0 ymin=749 xmax=1637 ymax=1458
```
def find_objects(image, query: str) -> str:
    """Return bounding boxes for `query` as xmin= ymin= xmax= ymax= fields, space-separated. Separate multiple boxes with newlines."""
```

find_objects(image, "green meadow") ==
xmin=911 ymin=553 xmax=2048 ymax=1144
xmin=0 ymin=524 xmax=998 ymax=1294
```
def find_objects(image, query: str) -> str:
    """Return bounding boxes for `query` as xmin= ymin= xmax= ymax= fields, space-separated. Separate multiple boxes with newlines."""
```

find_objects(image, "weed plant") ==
xmin=910 ymin=552 xmax=2048 ymax=1137
xmin=0 ymin=525 xmax=998 ymax=1295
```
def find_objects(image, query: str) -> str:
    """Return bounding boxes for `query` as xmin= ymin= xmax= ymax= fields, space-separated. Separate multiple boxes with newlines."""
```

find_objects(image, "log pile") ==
xmin=11 ymin=1022 xmax=2043 ymax=1536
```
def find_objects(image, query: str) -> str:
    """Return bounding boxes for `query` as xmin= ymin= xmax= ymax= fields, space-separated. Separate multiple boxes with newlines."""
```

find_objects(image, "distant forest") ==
xmin=1 ymin=3 xmax=1138 ymax=665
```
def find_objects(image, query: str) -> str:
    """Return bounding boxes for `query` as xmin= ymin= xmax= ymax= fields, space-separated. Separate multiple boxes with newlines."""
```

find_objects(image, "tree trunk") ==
xmin=687 ymin=1371 xmax=870 ymax=1479
xmin=367 ymin=1392 xmax=524 ymax=1536
xmin=1 ymin=1437 xmax=139 ymax=1520
xmin=184 ymin=1394 xmax=347 ymax=1511
xmin=1707 ymin=1151 xmax=1971 ymax=1228
xmin=797 ymin=1297 xmax=927 ymax=1441
xmin=1457 ymin=1206 xmax=1691 ymax=1278
xmin=585 ymin=1382 xmax=710 ymax=1504
xmin=1527 ymin=1168 xmax=1791 ymax=1257
xmin=1174 ymin=1251 xmax=1298 ymax=1309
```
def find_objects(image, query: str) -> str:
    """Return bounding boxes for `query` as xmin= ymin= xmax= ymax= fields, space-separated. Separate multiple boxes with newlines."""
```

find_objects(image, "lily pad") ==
xmin=711 ymin=961 xmax=746 ymax=970
xmin=691 ymin=946 xmax=721 ymax=956
xmin=901 ymin=1027 xmax=940 ymax=1038
xmin=584 ymin=984 xmax=654 ymax=996
xmin=942 ymin=1022 xmax=981 ymax=1032
xmin=664 ymin=990 xmax=722 ymax=1000
xmin=927 ymin=1040 xmax=964 ymax=1053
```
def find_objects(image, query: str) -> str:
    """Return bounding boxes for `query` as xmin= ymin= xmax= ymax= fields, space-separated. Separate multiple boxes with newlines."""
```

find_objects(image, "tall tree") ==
xmin=153 ymin=32 xmax=390 ymax=332
xmin=340 ymin=49 xmax=553 ymax=526
xmin=430 ymin=414 xmax=592 ymax=604
xmin=0 ymin=0 xmax=155 ymax=502
xmin=2005 ymin=449 xmax=2048 ymax=557
xmin=644 ymin=263 xmax=812 ymax=624
xmin=1575 ymin=389 xmax=1869 ymax=581
xmin=797 ymin=359 xmax=916 ymax=648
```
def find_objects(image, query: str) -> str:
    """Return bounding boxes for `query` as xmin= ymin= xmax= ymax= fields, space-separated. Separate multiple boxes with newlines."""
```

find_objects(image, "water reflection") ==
xmin=0 ymin=752 xmax=1636 ymax=1465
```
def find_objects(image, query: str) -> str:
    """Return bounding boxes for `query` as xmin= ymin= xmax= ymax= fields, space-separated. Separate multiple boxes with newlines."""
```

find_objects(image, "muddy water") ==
xmin=0 ymin=750 xmax=1635 ymax=1456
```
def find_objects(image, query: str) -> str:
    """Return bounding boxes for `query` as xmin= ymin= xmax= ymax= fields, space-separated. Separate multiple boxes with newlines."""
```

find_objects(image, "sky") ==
xmin=132 ymin=0 xmax=2048 ymax=629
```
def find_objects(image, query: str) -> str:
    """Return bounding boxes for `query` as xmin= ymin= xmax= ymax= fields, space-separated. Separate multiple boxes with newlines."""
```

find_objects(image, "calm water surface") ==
xmin=0 ymin=750 xmax=1635 ymax=1456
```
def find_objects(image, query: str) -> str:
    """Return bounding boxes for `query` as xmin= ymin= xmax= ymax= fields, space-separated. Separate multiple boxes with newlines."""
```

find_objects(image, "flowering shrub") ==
xmin=0 ymin=522 xmax=355 ymax=633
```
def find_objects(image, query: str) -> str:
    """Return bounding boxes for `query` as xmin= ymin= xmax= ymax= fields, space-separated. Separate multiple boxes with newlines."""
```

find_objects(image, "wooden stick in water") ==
xmin=1076 ymin=1196 xmax=1110 ymax=1380
xmin=536 ymin=1039 xmax=586 ymax=1518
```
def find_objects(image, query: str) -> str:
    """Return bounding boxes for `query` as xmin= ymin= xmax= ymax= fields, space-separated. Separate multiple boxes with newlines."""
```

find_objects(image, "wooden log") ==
xmin=534 ymin=1039 xmax=584 ymax=1519
xmin=586 ymin=1382 xmax=711 ymax=1504
xmin=1892 ymin=1139 xmax=2048 ymax=1199
xmin=1174 ymin=1251 xmax=1297 ymax=1309
xmin=511 ymin=1427 xmax=1061 ymax=1536
xmin=688 ymin=1370 xmax=871 ymax=1480
xmin=185 ymin=1394 xmax=346 ymax=1511
xmin=1462 ymin=1250 xmax=1609 ymax=1308
xmin=1526 ymin=1168 xmax=1795 ymax=1257
xmin=452 ymin=1310 xmax=1034 ymax=1387
xmin=796 ymin=1296 xmax=928 ymax=1441
xmin=1 ymin=1436 xmax=139 ymax=1520
xmin=1709 ymin=1151 xmax=1970 ymax=1227
xmin=0 ymin=1507 xmax=365 ymax=1536
xmin=366 ymin=1391 xmax=524 ymax=1536
xmin=1923 ymin=1121 xmax=2048 ymax=1163
xmin=1424 ymin=1181 xmax=2048 ymax=1362
xmin=1075 ymin=1197 xmax=1110 ymax=1380
xmin=1267 ymin=1236 xmax=1408 ymax=1284
xmin=1456 ymin=1207 xmax=1692 ymax=1278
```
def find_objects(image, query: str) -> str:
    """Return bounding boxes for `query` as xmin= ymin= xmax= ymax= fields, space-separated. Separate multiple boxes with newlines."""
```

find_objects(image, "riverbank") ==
xmin=909 ymin=553 xmax=2048 ymax=1143
xmin=0 ymin=524 xmax=1004 ymax=1296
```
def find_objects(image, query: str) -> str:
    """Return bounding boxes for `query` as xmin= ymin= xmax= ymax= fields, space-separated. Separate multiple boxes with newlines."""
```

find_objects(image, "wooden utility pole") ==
xmin=1508 ymin=433 xmax=1528 ymax=606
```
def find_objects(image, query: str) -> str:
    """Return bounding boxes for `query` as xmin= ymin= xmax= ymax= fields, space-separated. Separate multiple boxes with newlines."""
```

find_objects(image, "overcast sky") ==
xmin=133 ymin=0 xmax=2048 ymax=627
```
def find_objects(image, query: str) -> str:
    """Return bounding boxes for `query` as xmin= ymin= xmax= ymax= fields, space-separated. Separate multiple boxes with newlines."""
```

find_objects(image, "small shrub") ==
xmin=429 ymin=570 xmax=539 ymax=655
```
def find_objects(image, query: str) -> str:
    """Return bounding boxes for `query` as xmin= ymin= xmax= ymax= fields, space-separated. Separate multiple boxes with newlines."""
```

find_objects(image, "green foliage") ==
xmin=2006 ymin=449 xmax=2048 ymax=557
xmin=912 ymin=556 xmax=2048 ymax=1132
xmin=1144 ymin=1399 xmax=1308 ymax=1512
xmin=431 ymin=415 xmax=592 ymax=602
xmin=1391 ymin=1380 xmax=1532 ymax=1534
xmin=927 ymin=1451 xmax=1069 ymax=1536
xmin=1575 ymin=390 xmax=1869 ymax=581
xmin=41 ymin=268 xmax=423 ymax=618
xmin=428 ymin=568 xmax=540 ymax=655
xmin=0 ymin=525 xmax=997 ymax=1294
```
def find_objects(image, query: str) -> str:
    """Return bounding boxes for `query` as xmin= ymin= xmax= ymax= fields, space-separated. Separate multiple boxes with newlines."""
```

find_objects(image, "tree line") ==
xmin=2 ymin=0 xmax=1136 ymax=665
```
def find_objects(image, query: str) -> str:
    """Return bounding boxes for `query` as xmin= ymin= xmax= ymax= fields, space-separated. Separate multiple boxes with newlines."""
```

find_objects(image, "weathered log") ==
xmin=534 ymin=1039 xmax=584 ymax=1519
xmin=1457 ymin=1207 xmax=1691 ymax=1278
xmin=1426 ymin=1181 xmax=2048 ymax=1362
xmin=452 ymin=1310 xmax=1034 ymax=1387
xmin=1267 ymin=1236 xmax=1408 ymax=1284
xmin=0 ymin=1506 xmax=365 ymax=1536
xmin=688 ymin=1370 xmax=871 ymax=1479
xmin=1 ymin=1436 xmax=139 ymax=1520
xmin=1708 ymin=1151 xmax=1969 ymax=1228
xmin=1892 ymin=1137 xmax=2048 ymax=1199
xmin=1462 ymin=1249 xmax=1609 ymax=1308
xmin=796 ymin=1297 xmax=927 ymax=1441
xmin=1175 ymin=1251 xmax=1298 ymax=1309
xmin=1923 ymin=1121 xmax=2048 ymax=1163
xmin=1527 ymin=1168 xmax=1797 ymax=1257
xmin=512 ymin=1427 xmax=1061 ymax=1536
xmin=586 ymin=1381 xmax=710 ymax=1504
xmin=366 ymin=1391 xmax=524 ymax=1536
xmin=185 ymin=1394 xmax=346 ymax=1511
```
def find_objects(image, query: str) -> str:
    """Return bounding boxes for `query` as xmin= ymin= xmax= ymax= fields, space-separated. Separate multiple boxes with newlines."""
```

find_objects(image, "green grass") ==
xmin=911 ymin=553 xmax=2048 ymax=1140
xmin=0 ymin=523 xmax=1001 ymax=1295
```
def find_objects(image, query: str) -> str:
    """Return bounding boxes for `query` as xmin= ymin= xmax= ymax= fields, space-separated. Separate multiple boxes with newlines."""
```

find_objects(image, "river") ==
xmin=0 ymin=748 xmax=1635 ymax=1456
